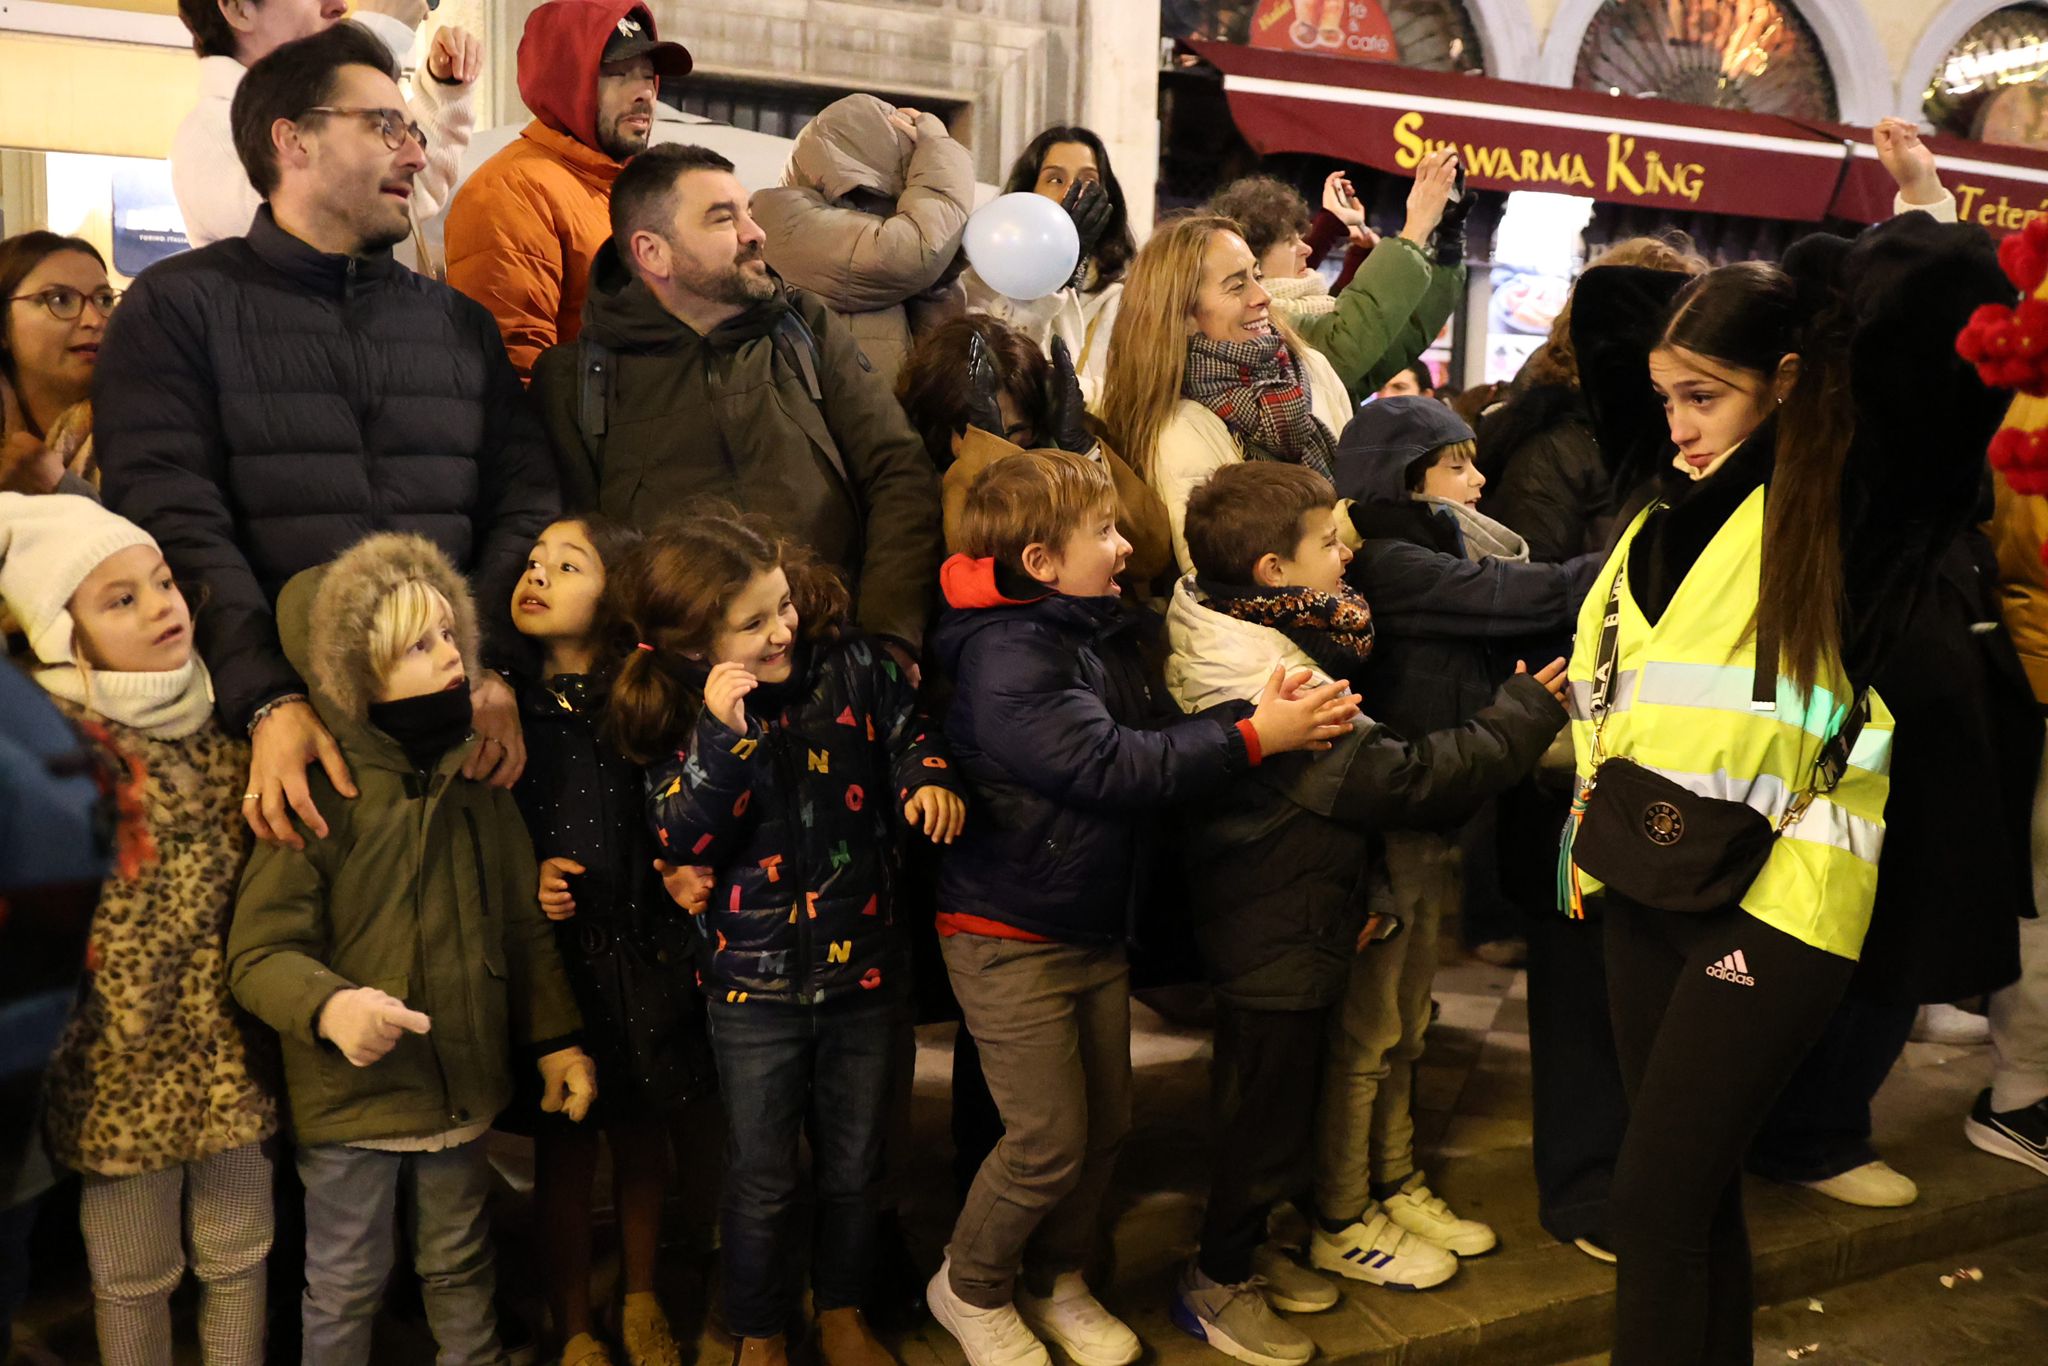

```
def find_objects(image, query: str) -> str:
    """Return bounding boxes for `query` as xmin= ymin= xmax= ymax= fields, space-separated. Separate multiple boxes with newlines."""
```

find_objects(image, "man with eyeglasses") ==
xmin=171 ymin=0 xmax=482 ymax=250
xmin=445 ymin=1 xmax=690 ymax=380
xmin=95 ymin=23 xmax=558 ymax=867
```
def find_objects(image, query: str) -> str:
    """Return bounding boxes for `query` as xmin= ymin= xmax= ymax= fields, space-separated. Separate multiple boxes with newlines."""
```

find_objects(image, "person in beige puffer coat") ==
xmin=753 ymin=93 xmax=975 ymax=388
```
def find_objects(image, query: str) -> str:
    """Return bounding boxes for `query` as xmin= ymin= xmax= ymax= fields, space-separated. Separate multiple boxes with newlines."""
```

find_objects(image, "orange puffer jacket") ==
xmin=446 ymin=0 xmax=665 ymax=379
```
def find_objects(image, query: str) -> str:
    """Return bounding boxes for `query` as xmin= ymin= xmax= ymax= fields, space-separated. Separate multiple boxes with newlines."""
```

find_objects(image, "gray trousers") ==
xmin=297 ymin=1140 xmax=503 ymax=1366
xmin=78 ymin=1142 xmax=273 ymax=1366
xmin=1314 ymin=831 xmax=1455 ymax=1222
xmin=942 ymin=936 xmax=1132 ymax=1308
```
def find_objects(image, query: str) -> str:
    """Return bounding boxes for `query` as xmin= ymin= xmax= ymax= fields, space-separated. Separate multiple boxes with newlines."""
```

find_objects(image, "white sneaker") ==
xmin=1308 ymin=1207 xmax=1457 ymax=1290
xmin=1014 ymin=1272 xmax=1141 ymax=1366
xmin=1250 ymin=1243 xmax=1339 ymax=1313
xmin=1380 ymin=1174 xmax=1497 ymax=1257
xmin=1913 ymin=1003 xmax=1991 ymax=1045
xmin=1799 ymin=1159 xmax=1919 ymax=1208
xmin=928 ymin=1259 xmax=1053 ymax=1366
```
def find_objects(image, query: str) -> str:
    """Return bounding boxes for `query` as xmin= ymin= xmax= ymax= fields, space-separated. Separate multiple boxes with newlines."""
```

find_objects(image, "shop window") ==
xmin=1923 ymin=4 xmax=2048 ymax=148
xmin=1163 ymin=1 xmax=1484 ymax=74
xmin=662 ymin=78 xmax=964 ymax=142
xmin=1571 ymin=0 xmax=1837 ymax=122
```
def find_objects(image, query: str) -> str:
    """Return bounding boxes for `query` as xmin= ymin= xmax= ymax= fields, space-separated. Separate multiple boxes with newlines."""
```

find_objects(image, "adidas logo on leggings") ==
xmin=1706 ymin=950 xmax=1755 ymax=986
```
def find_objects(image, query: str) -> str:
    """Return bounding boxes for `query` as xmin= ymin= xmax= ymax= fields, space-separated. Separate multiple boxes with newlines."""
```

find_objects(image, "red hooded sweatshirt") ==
xmin=446 ymin=0 xmax=676 ymax=378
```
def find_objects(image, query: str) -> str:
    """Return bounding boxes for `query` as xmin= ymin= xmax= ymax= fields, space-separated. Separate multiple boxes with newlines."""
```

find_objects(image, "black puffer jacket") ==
xmin=95 ymin=208 xmax=560 ymax=730
xmin=1164 ymin=578 xmax=1565 ymax=1009
xmin=1335 ymin=431 xmax=1598 ymax=741
xmin=514 ymin=676 xmax=711 ymax=1112
xmin=931 ymin=555 xmax=1256 ymax=946
xmin=647 ymin=634 xmax=957 ymax=1006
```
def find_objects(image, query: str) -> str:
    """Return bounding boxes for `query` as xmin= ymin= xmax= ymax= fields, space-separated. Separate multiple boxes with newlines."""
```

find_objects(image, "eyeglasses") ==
xmin=300 ymin=106 xmax=430 ymax=153
xmin=8 ymin=285 xmax=121 ymax=321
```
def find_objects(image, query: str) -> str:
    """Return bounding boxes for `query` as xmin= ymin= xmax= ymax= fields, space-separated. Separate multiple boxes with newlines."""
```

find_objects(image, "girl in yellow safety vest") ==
xmin=1562 ymin=120 xmax=2014 ymax=1366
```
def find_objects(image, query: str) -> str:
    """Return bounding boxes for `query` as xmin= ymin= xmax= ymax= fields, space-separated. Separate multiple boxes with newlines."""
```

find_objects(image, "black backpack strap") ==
xmin=577 ymin=337 xmax=614 ymax=447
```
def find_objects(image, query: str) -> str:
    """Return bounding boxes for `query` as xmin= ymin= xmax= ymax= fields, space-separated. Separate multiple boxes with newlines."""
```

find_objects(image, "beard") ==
xmin=597 ymin=109 xmax=653 ymax=162
xmin=678 ymin=244 xmax=779 ymax=307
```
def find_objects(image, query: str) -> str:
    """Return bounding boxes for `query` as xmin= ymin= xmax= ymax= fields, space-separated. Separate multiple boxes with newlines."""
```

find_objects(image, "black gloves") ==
xmin=1044 ymin=336 xmax=1095 ymax=455
xmin=1430 ymin=168 xmax=1473 ymax=269
xmin=1062 ymin=179 xmax=1114 ymax=290
xmin=963 ymin=333 xmax=1008 ymax=440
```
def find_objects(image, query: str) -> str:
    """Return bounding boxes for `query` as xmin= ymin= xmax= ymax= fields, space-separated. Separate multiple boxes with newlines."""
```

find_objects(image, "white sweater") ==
xmin=1150 ymin=342 xmax=1354 ymax=574
xmin=169 ymin=13 xmax=475 ymax=249
xmin=963 ymin=269 xmax=1124 ymax=407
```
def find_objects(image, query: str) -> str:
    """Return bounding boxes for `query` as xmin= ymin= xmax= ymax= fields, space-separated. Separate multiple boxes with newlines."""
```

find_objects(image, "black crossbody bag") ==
xmin=1569 ymin=559 xmax=1868 ymax=914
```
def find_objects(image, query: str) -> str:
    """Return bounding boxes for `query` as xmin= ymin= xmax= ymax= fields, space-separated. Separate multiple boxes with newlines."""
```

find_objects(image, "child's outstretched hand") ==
xmin=538 ymin=1046 xmax=598 ymax=1123
xmin=1516 ymin=657 xmax=1571 ymax=705
xmin=1251 ymin=664 xmax=1361 ymax=755
xmin=905 ymin=786 xmax=967 ymax=844
xmin=654 ymin=859 xmax=714 ymax=914
xmin=317 ymin=987 xmax=432 ymax=1068
xmin=538 ymin=857 xmax=583 ymax=920
xmin=704 ymin=661 xmax=759 ymax=733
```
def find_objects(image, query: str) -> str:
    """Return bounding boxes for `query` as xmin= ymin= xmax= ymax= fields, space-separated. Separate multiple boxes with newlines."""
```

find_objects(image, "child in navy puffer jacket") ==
xmin=609 ymin=512 xmax=962 ymax=1366
xmin=925 ymin=448 xmax=1360 ymax=1366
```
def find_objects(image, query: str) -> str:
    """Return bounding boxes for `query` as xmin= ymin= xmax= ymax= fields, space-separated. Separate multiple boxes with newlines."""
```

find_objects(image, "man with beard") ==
xmin=532 ymin=143 xmax=943 ymax=659
xmin=94 ymin=22 xmax=560 ymax=850
xmin=447 ymin=1 xmax=691 ymax=380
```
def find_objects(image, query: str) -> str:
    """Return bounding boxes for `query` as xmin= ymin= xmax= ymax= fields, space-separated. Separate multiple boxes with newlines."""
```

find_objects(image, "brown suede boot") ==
xmin=816 ymin=1308 xmax=899 ymax=1366
xmin=734 ymin=1334 xmax=790 ymax=1366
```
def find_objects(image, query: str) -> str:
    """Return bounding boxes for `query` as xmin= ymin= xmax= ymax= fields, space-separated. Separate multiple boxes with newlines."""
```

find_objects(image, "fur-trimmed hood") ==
xmin=277 ymin=533 xmax=483 ymax=732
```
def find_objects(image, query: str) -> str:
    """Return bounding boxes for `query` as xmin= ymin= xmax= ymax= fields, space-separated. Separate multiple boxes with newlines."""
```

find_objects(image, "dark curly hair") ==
xmin=895 ymin=316 xmax=1051 ymax=468
xmin=1205 ymin=175 xmax=1313 ymax=264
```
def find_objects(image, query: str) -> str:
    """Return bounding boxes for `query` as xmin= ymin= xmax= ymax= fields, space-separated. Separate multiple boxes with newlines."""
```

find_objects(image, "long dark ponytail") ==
xmin=1658 ymin=261 xmax=1849 ymax=697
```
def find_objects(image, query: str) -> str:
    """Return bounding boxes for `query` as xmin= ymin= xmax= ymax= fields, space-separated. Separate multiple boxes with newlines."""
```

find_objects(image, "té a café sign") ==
xmin=1198 ymin=41 xmax=1847 ymax=222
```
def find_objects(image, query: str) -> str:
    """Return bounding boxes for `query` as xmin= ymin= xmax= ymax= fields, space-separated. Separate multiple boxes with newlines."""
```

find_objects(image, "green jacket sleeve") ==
xmin=1295 ymin=237 xmax=1434 ymax=400
xmin=803 ymin=293 xmax=944 ymax=653
xmin=226 ymin=784 xmax=353 ymax=1047
xmin=492 ymin=796 xmax=582 ymax=1050
xmin=1357 ymin=256 xmax=1467 ymax=398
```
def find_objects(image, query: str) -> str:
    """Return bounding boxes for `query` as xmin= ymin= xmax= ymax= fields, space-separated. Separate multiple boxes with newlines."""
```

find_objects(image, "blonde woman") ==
xmin=1100 ymin=214 xmax=1352 ymax=573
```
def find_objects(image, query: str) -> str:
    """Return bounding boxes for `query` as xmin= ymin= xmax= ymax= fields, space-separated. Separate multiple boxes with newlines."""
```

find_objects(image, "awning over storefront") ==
xmin=1194 ymin=41 xmax=1847 ymax=222
xmin=1195 ymin=41 xmax=2048 ymax=236
xmin=1813 ymin=122 xmax=2048 ymax=234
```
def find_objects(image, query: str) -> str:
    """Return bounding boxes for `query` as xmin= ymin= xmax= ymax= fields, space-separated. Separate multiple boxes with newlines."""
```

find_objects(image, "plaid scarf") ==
xmin=1201 ymin=579 xmax=1376 ymax=680
xmin=1183 ymin=333 xmax=1336 ymax=480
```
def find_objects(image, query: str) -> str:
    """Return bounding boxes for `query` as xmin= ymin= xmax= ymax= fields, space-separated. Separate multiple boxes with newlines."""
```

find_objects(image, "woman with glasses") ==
xmin=2 ymin=231 xmax=118 ymax=495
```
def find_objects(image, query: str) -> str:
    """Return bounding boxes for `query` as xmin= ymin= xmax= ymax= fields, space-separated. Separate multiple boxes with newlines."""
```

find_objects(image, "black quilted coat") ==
xmin=95 ymin=207 xmax=560 ymax=730
xmin=646 ymin=634 xmax=959 ymax=1006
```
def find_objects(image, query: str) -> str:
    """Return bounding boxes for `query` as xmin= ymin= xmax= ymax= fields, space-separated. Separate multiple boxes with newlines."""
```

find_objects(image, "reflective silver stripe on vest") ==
xmin=1575 ymin=662 xmax=1891 ymax=772
xmin=1568 ymin=670 xmax=1639 ymax=722
xmin=1621 ymin=761 xmax=1885 ymax=864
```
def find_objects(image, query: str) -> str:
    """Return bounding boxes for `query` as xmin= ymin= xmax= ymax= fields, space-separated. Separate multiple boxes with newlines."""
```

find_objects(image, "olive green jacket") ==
xmin=1287 ymin=236 xmax=1464 ymax=402
xmin=227 ymin=546 xmax=580 ymax=1146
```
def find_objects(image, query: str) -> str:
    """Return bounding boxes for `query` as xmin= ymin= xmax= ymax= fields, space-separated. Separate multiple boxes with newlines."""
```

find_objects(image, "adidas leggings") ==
xmin=1602 ymin=897 xmax=1853 ymax=1366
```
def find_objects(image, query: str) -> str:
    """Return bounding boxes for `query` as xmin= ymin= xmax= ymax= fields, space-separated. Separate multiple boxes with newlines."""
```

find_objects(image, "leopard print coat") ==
xmin=41 ymin=702 xmax=278 ymax=1177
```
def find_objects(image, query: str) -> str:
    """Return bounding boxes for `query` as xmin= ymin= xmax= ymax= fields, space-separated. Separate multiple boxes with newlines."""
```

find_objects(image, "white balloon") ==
xmin=963 ymin=192 xmax=1080 ymax=302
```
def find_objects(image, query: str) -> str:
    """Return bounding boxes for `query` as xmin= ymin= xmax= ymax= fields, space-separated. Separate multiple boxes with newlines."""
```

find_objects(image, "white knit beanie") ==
xmin=0 ymin=492 xmax=160 ymax=666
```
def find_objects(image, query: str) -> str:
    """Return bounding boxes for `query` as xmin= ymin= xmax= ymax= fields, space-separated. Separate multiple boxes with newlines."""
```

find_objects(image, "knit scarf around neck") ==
xmin=35 ymin=656 xmax=215 ymax=740
xmin=1183 ymin=333 xmax=1336 ymax=479
xmin=1201 ymin=578 xmax=1376 ymax=679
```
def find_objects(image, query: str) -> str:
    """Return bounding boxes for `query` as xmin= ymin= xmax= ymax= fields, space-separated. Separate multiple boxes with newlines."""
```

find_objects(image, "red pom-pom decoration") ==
xmin=2000 ymin=233 xmax=2048 ymax=294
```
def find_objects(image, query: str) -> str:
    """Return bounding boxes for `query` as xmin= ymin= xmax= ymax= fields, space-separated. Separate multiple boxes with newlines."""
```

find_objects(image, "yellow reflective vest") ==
xmin=1564 ymin=487 xmax=1894 ymax=960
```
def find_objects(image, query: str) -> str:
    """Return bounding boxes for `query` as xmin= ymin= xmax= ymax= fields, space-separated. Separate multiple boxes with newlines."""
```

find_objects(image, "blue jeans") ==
xmin=706 ymin=993 xmax=900 ymax=1338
